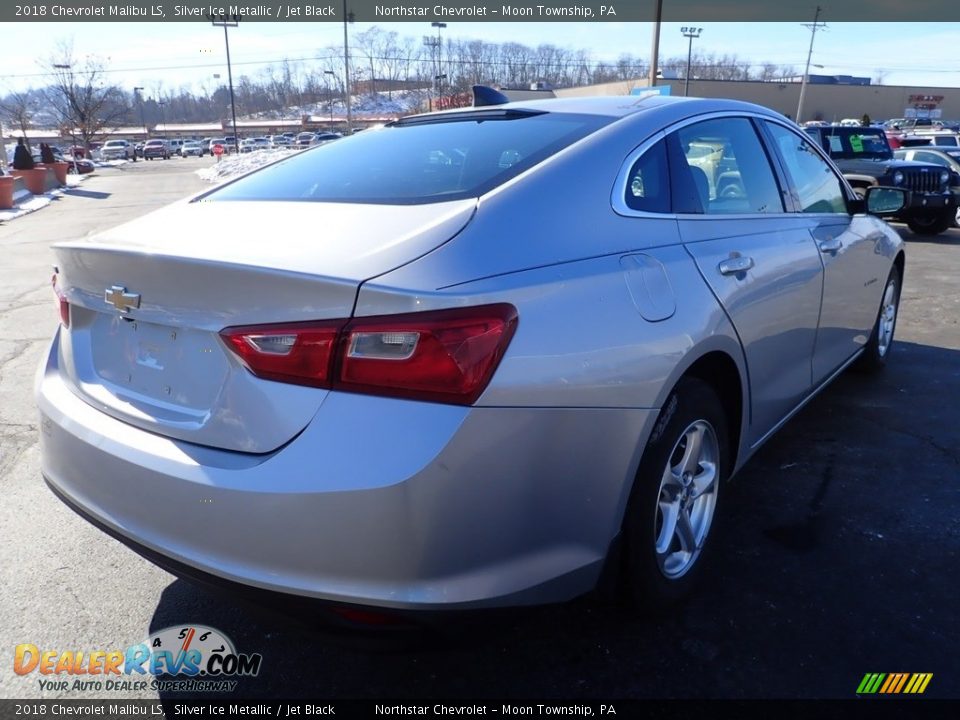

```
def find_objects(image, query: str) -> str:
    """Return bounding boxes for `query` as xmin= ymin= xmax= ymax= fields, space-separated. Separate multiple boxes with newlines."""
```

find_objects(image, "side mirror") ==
xmin=864 ymin=186 xmax=909 ymax=216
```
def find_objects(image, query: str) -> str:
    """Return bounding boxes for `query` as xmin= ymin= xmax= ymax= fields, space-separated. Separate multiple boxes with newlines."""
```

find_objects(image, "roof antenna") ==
xmin=472 ymin=85 xmax=510 ymax=108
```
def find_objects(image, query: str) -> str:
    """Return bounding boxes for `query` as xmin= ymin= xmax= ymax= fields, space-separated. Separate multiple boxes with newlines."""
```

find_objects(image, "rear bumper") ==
xmin=37 ymin=332 xmax=653 ymax=610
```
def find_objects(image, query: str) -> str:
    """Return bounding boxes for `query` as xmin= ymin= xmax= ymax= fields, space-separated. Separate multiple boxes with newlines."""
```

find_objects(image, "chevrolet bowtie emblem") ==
xmin=104 ymin=286 xmax=141 ymax=313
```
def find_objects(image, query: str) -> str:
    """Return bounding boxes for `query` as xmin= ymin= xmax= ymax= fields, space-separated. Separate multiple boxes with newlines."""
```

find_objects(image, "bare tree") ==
xmin=0 ymin=90 xmax=36 ymax=148
xmin=42 ymin=41 xmax=130 ymax=152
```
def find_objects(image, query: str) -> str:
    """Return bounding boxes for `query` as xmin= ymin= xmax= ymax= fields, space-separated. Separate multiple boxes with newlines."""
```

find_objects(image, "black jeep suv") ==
xmin=806 ymin=125 xmax=958 ymax=235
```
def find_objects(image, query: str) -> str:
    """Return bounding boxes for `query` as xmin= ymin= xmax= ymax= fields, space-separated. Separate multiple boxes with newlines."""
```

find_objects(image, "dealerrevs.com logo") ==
xmin=14 ymin=625 xmax=262 ymax=693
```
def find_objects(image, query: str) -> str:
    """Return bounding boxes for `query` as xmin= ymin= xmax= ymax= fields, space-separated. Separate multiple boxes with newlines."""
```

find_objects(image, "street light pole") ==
xmin=324 ymin=69 xmax=336 ymax=127
xmin=133 ymin=87 xmax=146 ymax=139
xmin=212 ymin=14 xmax=241 ymax=154
xmin=157 ymin=100 xmax=166 ymax=138
xmin=681 ymin=27 xmax=702 ymax=97
xmin=133 ymin=87 xmax=146 ymax=161
xmin=797 ymin=5 xmax=826 ymax=123
xmin=431 ymin=22 xmax=447 ymax=110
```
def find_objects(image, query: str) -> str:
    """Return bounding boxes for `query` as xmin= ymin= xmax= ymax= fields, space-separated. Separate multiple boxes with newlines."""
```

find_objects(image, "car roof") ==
xmin=412 ymin=94 xmax=785 ymax=122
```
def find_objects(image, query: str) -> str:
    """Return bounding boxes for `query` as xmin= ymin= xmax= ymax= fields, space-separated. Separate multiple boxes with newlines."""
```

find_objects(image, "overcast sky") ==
xmin=2 ymin=21 xmax=959 ymax=95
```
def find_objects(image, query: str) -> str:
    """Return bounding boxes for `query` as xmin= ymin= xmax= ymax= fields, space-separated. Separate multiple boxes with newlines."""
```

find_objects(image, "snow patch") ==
xmin=195 ymin=148 xmax=299 ymax=183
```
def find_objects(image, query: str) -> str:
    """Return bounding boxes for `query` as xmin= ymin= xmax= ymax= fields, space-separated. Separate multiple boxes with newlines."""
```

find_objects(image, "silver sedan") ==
xmin=38 ymin=92 xmax=905 ymax=614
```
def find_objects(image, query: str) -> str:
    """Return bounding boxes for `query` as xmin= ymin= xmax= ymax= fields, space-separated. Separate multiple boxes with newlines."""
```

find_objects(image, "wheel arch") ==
xmin=600 ymin=343 xmax=748 ymax=601
xmin=680 ymin=351 xmax=745 ymax=477
xmin=608 ymin=337 xmax=749 ymax=544
xmin=649 ymin=335 xmax=749 ymax=478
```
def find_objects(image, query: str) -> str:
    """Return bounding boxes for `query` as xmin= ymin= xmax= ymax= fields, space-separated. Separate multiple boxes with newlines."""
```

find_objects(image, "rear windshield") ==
xmin=205 ymin=111 xmax=611 ymax=205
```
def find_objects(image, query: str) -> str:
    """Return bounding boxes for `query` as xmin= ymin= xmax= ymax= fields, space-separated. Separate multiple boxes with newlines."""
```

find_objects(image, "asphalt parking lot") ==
xmin=0 ymin=158 xmax=957 ymax=700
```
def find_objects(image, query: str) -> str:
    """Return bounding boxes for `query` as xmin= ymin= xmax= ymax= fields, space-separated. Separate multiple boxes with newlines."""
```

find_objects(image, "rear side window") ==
xmin=624 ymin=139 xmax=670 ymax=213
xmin=207 ymin=112 xmax=611 ymax=205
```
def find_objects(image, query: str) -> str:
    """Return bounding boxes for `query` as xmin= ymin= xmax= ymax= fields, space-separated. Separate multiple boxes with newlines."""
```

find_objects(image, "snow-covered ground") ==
xmin=249 ymin=90 xmax=426 ymax=121
xmin=0 ymin=173 xmax=87 ymax=224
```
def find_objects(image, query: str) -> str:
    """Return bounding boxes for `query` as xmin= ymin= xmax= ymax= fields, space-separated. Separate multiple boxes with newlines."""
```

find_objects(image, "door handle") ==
xmin=718 ymin=256 xmax=755 ymax=275
xmin=818 ymin=236 xmax=843 ymax=253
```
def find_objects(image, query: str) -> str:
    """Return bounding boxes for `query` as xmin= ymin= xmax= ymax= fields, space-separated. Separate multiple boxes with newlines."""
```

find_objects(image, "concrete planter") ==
xmin=10 ymin=168 xmax=46 ymax=195
xmin=34 ymin=165 xmax=61 ymax=191
xmin=0 ymin=176 xmax=14 ymax=209
xmin=50 ymin=162 xmax=69 ymax=186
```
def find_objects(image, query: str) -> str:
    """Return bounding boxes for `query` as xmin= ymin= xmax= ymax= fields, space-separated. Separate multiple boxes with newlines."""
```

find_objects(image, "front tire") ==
xmin=623 ymin=378 xmax=729 ymax=609
xmin=855 ymin=265 xmax=901 ymax=372
xmin=906 ymin=211 xmax=953 ymax=235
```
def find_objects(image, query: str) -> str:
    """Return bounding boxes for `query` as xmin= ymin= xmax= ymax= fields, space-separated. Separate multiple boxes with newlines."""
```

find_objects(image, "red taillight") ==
xmin=220 ymin=304 xmax=518 ymax=405
xmin=339 ymin=304 xmax=518 ymax=405
xmin=51 ymin=273 xmax=70 ymax=328
xmin=220 ymin=321 xmax=345 ymax=388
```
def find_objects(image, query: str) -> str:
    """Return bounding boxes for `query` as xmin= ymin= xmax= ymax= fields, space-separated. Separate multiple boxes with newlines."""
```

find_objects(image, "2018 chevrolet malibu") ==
xmin=38 ymin=92 xmax=906 ymax=614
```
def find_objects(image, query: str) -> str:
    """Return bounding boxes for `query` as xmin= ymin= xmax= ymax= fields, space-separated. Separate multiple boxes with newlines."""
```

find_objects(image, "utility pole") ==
xmin=648 ymin=0 xmax=663 ymax=87
xmin=796 ymin=6 xmax=826 ymax=123
xmin=431 ymin=22 xmax=447 ymax=109
xmin=342 ymin=0 xmax=354 ymax=132
xmin=212 ymin=14 xmax=241 ymax=154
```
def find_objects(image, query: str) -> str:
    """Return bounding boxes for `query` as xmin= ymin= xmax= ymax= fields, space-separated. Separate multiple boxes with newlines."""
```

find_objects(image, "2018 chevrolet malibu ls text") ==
xmin=38 ymin=92 xmax=906 ymax=614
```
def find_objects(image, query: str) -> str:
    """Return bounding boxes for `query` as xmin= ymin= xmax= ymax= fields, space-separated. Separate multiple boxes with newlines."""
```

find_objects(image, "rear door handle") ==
xmin=718 ymin=256 xmax=755 ymax=275
xmin=818 ymin=236 xmax=843 ymax=253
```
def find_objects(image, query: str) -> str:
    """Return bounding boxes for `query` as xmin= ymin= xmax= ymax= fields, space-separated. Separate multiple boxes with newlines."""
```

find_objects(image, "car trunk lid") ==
xmin=52 ymin=198 xmax=476 ymax=453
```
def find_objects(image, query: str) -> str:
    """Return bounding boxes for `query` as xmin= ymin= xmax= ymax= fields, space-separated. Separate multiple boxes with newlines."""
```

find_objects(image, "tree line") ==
xmin=1 ymin=31 xmax=797 ymax=148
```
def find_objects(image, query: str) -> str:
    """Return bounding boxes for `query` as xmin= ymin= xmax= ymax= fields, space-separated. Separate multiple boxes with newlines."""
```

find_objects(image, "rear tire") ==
xmin=623 ymin=378 xmax=729 ymax=610
xmin=855 ymin=265 xmax=901 ymax=373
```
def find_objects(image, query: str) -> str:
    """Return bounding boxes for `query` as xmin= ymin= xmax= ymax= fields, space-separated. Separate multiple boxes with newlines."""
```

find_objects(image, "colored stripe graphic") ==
xmin=856 ymin=674 xmax=874 ymax=694
xmin=892 ymin=673 xmax=909 ymax=693
xmin=908 ymin=673 xmax=933 ymax=694
xmin=879 ymin=674 xmax=895 ymax=693
xmin=858 ymin=672 xmax=933 ymax=694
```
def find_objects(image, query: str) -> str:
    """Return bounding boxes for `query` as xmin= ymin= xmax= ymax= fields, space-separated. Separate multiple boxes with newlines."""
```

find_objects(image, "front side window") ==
xmin=766 ymin=122 xmax=848 ymax=214
xmin=671 ymin=117 xmax=784 ymax=215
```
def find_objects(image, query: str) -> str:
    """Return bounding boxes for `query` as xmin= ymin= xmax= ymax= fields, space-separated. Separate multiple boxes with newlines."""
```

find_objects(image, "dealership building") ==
xmin=555 ymin=75 xmax=960 ymax=123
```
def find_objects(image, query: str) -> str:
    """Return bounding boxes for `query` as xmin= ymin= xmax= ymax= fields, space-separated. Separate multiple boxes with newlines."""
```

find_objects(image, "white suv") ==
xmin=101 ymin=140 xmax=131 ymax=160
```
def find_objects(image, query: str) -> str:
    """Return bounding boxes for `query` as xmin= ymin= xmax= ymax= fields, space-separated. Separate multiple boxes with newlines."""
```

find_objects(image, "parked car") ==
xmin=806 ymin=124 xmax=958 ymax=234
xmin=101 ymin=140 xmax=132 ymax=160
xmin=238 ymin=138 xmax=259 ymax=153
xmin=39 ymin=94 xmax=907 ymax=615
xmin=894 ymin=146 xmax=960 ymax=226
xmin=180 ymin=141 xmax=204 ymax=157
xmin=30 ymin=147 xmax=95 ymax=174
xmin=142 ymin=139 xmax=170 ymax=160
xmin=294 ymin=131 xmax=315 ymax=147
xmin=313 ymin=132 xmax=342 ymax=143
xmin=207 ymin=138 xmax=228 ymax=155
xmin=905 ymin=130 xmax=960 ymax=148
xmin=166 ymin=139 xmax=185 ymax=156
